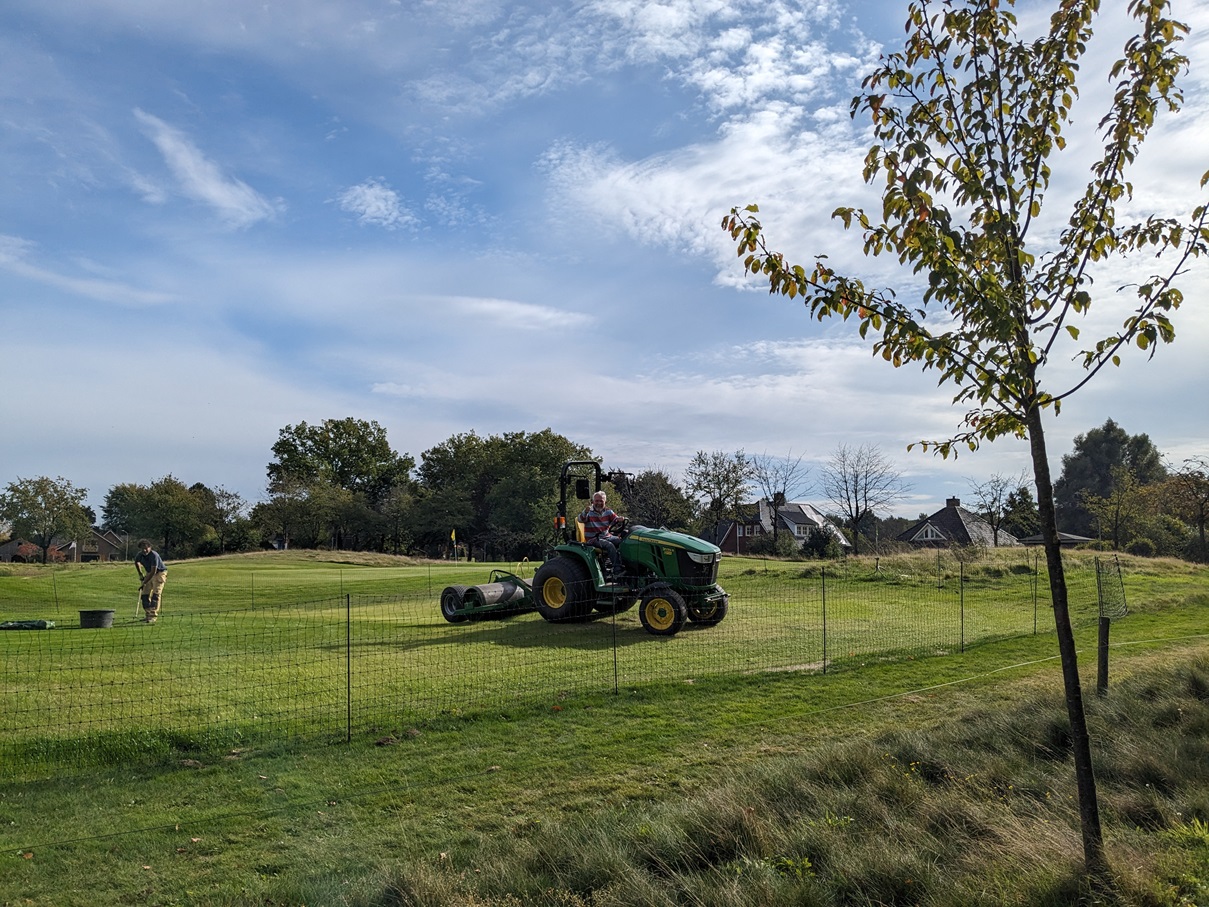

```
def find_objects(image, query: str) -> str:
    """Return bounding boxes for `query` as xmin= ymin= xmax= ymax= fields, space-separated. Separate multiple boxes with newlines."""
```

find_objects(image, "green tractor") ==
xmin=530 ymin=460 xmax=729 ymax=636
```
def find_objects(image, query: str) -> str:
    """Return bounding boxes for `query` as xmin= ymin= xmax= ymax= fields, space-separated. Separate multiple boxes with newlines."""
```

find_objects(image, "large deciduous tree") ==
xmin=104 ymin=476 xmax=208 ymax=558
xmin=265 ymin=417 xmax=415 ymax=551
xmin=752 ymin=450 xmax=811 ymax=543
xmin=621 ymin=469 xmax=696 ymax=531
xmin=268 ymin=417 xmax=414 ymax=508
xmin=724 ymin=0 xmax=1208 ymax=878
xmin=0 ymin=476 xmax=92 ymax=564
xmin=683 ymin=450 xmax=754 ymax=540
xmin=413 ymin=429 xmax=590 ymax=560
xmin=818 ymin=444 xmax=909 ymax=554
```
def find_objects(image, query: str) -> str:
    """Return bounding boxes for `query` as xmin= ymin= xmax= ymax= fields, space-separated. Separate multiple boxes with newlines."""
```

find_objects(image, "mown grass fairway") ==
xmin=1 ymin=551 xmax=1207 ymax=905
xmin=2 ymin=549 xmax=1100 ymax=779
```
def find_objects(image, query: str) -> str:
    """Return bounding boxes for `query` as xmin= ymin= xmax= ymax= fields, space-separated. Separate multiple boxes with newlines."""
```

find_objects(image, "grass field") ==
xmin=1 ymin=548 xmax=1109 ymax=780
xmin=1 ymin=550 xmax=1207 ymax=905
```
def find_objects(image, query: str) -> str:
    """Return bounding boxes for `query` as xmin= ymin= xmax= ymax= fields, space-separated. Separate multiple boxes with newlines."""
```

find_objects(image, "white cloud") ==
xmin=0 ymin=234 xmax=176 ymax=306
xmin=443 ymin=295 xmax=595 ymax=329
xmin=336 ymin=178 xmax=418 ymax=229
xmin=134 ymin=109 xmax=279 ymax=228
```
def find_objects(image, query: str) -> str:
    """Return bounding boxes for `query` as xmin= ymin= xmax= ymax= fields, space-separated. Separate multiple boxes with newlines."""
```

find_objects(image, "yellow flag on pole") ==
xmin=450 ymin=529 xmax=456 ymax=543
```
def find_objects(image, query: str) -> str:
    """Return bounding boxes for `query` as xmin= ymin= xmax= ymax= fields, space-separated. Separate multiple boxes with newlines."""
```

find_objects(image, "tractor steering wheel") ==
xmin=612 ymin=517 xmax=631 ymax=539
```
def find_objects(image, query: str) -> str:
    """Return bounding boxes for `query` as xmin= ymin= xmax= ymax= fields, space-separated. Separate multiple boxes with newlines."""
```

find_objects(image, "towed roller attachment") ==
xmin=440 ymin=571 xmax=535 ymax=624
xmin=463 ymin=580 xmax=527 ymax=609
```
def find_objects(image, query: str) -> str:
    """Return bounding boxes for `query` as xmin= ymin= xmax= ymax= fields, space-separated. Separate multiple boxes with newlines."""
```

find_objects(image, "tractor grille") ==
xmin=676 ymin=549 xmax=719 ymax=587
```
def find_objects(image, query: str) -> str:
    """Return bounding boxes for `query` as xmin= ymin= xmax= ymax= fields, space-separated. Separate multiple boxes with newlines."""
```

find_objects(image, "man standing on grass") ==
xmin=135 ymin=539 xmax=167 ymax=623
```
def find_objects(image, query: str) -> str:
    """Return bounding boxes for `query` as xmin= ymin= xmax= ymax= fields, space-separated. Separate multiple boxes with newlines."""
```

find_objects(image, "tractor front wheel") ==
xmin=639 ymin=585 xmax=687 ymax=636
xmin=533 ymin=558 xmax=594 ymax=621
xmin=687 ymin=595 xmax=729 ymax=626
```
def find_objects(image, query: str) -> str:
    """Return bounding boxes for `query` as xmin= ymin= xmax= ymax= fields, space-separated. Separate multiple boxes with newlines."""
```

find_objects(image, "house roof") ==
xmin=896 ymin=497 xmax=1021 ymax=547
xmin=763 ymin=500 xmax=851 ymax=546
xmin=1018 ymin=531 xmax=1094 ymax=546
xmin=706 ymin=498 xmax=852 ymax=548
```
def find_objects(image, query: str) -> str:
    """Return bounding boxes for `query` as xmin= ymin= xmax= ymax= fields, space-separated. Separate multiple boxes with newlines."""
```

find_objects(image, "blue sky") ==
xmin=2 ymin=0 xmax=1207 ymax=521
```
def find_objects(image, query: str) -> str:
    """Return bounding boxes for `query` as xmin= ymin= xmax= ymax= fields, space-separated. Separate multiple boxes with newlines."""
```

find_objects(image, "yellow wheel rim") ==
xmin=543 ymin=577 xmax=567 ymax=608
xmin=644 ymin=598 xmax=675 ymax=632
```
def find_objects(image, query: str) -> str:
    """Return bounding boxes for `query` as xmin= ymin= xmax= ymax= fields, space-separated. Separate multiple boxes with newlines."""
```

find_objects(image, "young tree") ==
xmin=1161 ymin=457 xmax=1209 ymax=561
xmin=819 ymin=444 xmax=909 ymax=555
xmin=1080 ymin=466 xmax=1151 ymax=550
xmin=1001 ymin=484 xmax=1041 ymax=541
xmin=724 ymin=0 xmax=1208 ymax=878
xmin=967 ymin=472 xmax=1029 ymax=546
xmin=0 ymin=476 xmax=92 ymax=564
xmin=210 ymin=486 xmax=250 ymax=554
xmin=752 ymin=450 xmax=811 ymax=543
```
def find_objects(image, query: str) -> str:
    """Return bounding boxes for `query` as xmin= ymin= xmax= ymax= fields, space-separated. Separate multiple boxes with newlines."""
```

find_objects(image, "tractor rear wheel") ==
xmin=639 ymin=585 xmax=687 ymax=636
xmin=440 ymin=585 xmax=469 ymax=623
xmin=687 ymin=595 xmax=729 ymax=626
xmin=533 ymin=557 xmax=594 ymax=621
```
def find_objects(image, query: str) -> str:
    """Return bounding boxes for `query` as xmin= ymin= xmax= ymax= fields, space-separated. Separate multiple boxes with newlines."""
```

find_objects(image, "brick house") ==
xmin=0 ymin=529 xmax=128 ymax=563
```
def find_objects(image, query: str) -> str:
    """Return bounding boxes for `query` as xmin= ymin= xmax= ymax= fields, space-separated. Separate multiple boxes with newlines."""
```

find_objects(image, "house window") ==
xmin=915 ymin=524 xmax=947 ymax=542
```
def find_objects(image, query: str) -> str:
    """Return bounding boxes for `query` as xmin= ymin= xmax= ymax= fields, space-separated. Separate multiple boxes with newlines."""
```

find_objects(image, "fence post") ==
xmin=960 ymin=560 xmax=965 ymax=654
xmin=1032 ymin=552 xmax=1038 ymax=635
xmin=1095 ymin=557 xmax=1108 ymax=696
xmin=346 ymin=593 xmax=353 ymax=743
xmin=1097 ymin=616 xmax=1110 ymax=697
xmin=821 ymin=566 xmax=828 ymax=675
xmin=611 ymin=606 xmax=620 ymax=695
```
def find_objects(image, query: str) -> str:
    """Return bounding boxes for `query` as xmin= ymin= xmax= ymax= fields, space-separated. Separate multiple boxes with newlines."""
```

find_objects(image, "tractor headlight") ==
xmin=686 ymin=549 xmax=719 ymax=565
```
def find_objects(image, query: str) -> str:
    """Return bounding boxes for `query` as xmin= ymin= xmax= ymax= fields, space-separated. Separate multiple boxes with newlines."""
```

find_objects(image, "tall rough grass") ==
xmin=378 ymin=655 xmax=1209 ymax=907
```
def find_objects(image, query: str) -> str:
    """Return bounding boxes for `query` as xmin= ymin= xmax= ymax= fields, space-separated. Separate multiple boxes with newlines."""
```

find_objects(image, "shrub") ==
xmin=801 ymin=527 xmax=845 ymax=560
xmin=1126 ymin=537 xmax=1157 ymax=558
xmin=747 ymin=532 xmax=801 ymax=559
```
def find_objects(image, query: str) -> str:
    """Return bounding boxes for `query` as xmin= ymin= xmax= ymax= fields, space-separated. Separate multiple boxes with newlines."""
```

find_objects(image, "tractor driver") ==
xmin=580 ymin=490 xmax=624 ymax=577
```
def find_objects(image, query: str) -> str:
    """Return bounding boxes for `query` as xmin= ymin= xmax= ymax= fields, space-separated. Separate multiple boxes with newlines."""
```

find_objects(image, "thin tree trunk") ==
xmin=1027 ymin=405 xmax=1109 ymax=879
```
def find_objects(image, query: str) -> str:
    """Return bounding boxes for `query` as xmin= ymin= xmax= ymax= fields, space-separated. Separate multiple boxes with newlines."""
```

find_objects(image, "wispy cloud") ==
xmin=0 ymin=234 xmax=175 ymax=306
xmin=443 ymin=295 xmax=595 ymax=329
xmin=134 ymin=109 xmax=279 ymax=228
xmin=336 ymin=178 xmax=418 ymax=229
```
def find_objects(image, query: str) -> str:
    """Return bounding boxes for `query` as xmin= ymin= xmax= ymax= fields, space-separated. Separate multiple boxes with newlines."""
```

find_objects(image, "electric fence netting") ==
xmin=0 ymin=552 xmax=1108 ymax=783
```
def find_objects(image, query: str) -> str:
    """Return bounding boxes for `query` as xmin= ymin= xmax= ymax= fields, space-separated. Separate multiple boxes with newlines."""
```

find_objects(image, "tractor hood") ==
xmin=623 ymin=525 xmax=722 ymax=563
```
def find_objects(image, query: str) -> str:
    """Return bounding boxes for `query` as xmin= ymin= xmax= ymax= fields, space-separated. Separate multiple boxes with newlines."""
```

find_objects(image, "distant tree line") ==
xmin=1 ymin=417 xmax=1205 ymax=563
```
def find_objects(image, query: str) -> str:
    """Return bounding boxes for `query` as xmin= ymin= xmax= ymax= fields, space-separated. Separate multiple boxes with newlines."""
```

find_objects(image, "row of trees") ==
xmin=2 ymin=417 xmax=1205 ymax=564
xmin=966 ymin=419 xmax=1209 ymax=561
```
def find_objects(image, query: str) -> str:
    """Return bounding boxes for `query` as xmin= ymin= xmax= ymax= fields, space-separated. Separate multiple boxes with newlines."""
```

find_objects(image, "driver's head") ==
xmin=592 ymin=492 xmax=607 ymax=508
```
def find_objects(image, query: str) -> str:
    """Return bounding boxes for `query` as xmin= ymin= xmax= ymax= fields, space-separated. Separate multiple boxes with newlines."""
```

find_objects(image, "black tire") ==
xmin=533 ymin=557 xmax=594 ymax=621
xmin=687 ymin=594 xmax=729 ymax=626
xmin=639 ymin=585 xmax=687 ymax=636
xmin=440 ymin=585 xmax=469 ymax=623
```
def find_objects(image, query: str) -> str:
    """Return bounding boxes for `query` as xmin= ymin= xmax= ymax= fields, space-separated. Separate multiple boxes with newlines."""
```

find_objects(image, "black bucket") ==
xmin=79 ymin=609 xmax=116 ymax=629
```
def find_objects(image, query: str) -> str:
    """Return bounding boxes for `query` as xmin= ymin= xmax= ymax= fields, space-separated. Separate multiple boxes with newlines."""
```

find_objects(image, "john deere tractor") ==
xmin=438 ymin=460 xmax=729 ymax=636
xmin=530 ymin=460 xmax=729 ymax=636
